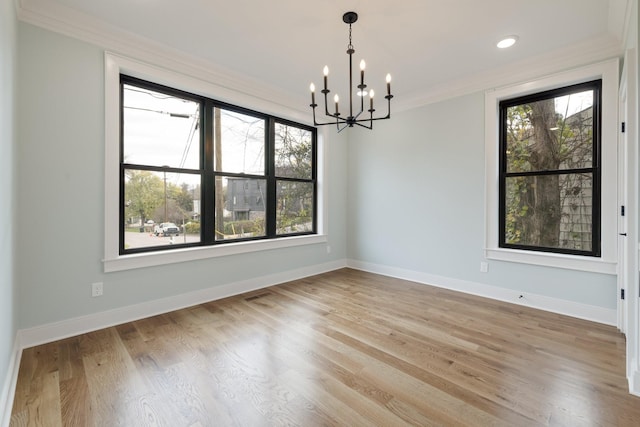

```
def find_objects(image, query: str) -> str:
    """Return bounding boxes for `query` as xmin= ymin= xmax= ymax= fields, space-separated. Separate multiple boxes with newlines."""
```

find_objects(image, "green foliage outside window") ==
xmin=501 ymin=82 xmax=599 ymax=255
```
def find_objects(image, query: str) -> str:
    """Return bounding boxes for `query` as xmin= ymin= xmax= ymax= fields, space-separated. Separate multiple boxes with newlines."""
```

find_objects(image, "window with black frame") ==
xmin=120 ymin=75 xmax=317 ymax=254
xmin=499 ymin=80 xmax=601 ymax=256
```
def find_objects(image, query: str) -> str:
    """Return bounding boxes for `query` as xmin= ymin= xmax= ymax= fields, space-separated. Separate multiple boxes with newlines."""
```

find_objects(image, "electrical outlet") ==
xmin=91 ymin=282 xmax=103 ymax=297
xmin=480 ymin=262 xmax=489 ymax=273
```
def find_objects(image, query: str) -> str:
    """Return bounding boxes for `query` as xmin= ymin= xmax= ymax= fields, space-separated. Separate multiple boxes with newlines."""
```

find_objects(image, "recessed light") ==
xmin=497 ymin=35 xmax=518 ymax=49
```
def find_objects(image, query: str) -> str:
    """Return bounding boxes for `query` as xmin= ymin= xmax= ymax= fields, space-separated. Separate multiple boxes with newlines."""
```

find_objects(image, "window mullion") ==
xmin=202 ymin=100 xmax=215 ymax=245
xmin=504 ymin=167 xmax=597 ymax=178
xmin=266 ymin=118 xmax=276 ymax=238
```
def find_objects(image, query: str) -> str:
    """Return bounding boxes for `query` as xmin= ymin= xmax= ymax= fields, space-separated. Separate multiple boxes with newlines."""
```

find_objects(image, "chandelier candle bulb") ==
xmin=360 ymin=60 xmax=366 ymax=86
xmin=369 ymin=89 xmax=374 ymax=110
xmin=310 ymin=83 xmax=316 ymax=105
xmin=386 ymin=74 xmax=391 ymax=96
xmin=334 ymin=94 xmax=339 ymax=114
xmin=323 ymin=66 xmax=329 ymax=91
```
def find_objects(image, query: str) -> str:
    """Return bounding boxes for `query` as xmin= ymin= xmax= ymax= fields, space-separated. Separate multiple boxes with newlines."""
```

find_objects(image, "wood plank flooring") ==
xmin=10 ymin=268 xmax=640 ymax=426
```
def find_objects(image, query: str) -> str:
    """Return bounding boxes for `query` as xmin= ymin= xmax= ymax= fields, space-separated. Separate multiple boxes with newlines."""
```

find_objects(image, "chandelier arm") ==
xmin=311 ymin=104 xmax=349 ymax=125
xmin=337 ymin=122 xmax=350 ymax=133
xmin=313 ymin=116 xmax=348 ymax=127
xmin=384 ymin=94 xmax=393 ymax=119
xmin=348 ymin=114 xmax=392 ymax=125
xmin=322 ymin=90 xmax=331 ymax=117
xmin=353 ymin=121 xmax=373 ymax=130
xmin=350 ymin=91 xmax=367 ymax=122
xmin=358 ymin=115 xmax=391 ymax=123
xmin=352 ymin=109 xmax=365 ymax=121
xmin=348 ymin=46 xmax=354 ymax=121
xmin=311 ymin=102 xmax=351 ymax=127
xmin=313 ymin=108 xmax=391 ymax=127
xmin=336 ymin=116 xmax=350 ymax=132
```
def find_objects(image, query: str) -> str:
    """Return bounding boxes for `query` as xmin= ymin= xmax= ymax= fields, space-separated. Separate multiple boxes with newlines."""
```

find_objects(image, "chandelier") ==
xmin=309 ymin=11 xmax=393 ymax=132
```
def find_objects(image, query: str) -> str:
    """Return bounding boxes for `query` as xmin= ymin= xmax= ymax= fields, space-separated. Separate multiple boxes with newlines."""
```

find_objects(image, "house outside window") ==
xmin=484 ymin=59 xmax=617 ymax=274
xmin=499 ymin=80 xmax=601 ymax=257
xmin=120 ymin=75 xmax=317 ymax=255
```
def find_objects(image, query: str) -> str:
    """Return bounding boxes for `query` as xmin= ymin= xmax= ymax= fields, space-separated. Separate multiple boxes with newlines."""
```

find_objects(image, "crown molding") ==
xmin=399 ymin=0 xmax=633 ymax=111
xmin=16 ymin=0 xmax=630 ymax=116
xmin=608 ymin=0 xmax=633 ymax=48
xmin=16 ymin=0 xmax=309 ymax=117
xmin=399 ymin=34 xmax=624 ymax=112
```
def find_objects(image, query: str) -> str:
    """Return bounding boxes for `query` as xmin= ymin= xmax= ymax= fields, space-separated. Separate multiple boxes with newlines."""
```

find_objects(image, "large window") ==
xmin=484 ymin=59 xmax=617 ymax=274
xmin=499 ymin=80 xmax=601 ymax=256
xmin=120 ymin=75 xmax=316 ymax=254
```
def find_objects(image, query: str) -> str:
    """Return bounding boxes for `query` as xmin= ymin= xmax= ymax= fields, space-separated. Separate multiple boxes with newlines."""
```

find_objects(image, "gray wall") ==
xmin=13 ymin=18 xmax=618 ymax=333
xmin=0 ymin=0 xmax=17 ymax=408
xmin=15 ymin=23 xmax=348 ymax=329
xmin=347 ymin=92 xmax=616 ymax=309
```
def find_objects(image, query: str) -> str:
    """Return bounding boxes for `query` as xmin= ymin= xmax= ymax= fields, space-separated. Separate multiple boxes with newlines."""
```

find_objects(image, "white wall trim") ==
xmin=630 ymin=358 xmax=640 ymax=396
xmin=17 ymin=0 xmax=308 ymax=117
xmin=16 ymin=0 xmax=626 ymax=115
xmin=485 ymin=248 xmax=617 ymax=275
xmin=104 ymin=234 xmax=329 ymax=273
xmin=346 ymin=259 xmax=617 ymax=326
xmin=0 ymin=334 xmax=22 ymax=427
xmin=609 ymin=0 xmax=634 ymax=49
xmin=19 ymin=260 xmax=346 ymax=349
xmin=2 ymin=259 xmax=626 ymax=418
xmin=484 ymin=59 xmax=620 ymax=273
xmin=632 ymin=375 xmax=640 ymax=397
xmin=2 ymin=260 xmax=346 ymax=420
xmin=400 ymin=36 xmax=622 ymax=111
xmin=104 ymin=51 xmax=329 ymax=273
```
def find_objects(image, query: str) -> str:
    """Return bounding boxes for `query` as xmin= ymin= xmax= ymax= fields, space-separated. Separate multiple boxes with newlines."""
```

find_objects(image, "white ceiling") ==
xmin=17 ymin=0 xmax=631 ymax=112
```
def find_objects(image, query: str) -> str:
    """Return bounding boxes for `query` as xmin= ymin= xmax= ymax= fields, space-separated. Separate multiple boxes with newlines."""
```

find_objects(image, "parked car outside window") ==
xmin=154 ymin=222 xmax=180 ymax=236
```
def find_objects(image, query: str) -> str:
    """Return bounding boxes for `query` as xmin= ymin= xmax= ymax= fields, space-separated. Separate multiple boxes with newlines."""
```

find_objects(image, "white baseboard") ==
xmin=1 ymin=258 xmax=628 ymax=420
xmin=19 ymin=260 xmax=346 ymax=349
xmin=631 ymin=373 xmax=640 ymax=397
xmin=1 ymin=334 xmax=22 ymax=427
xmin=346 ymin=259 xmax=617 ymax=326
xmin=631 ymin=359 xmax=640 ymax=397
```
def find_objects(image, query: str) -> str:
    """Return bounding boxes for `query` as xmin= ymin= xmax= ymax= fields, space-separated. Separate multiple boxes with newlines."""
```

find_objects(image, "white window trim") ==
xmin=484 ymin=59 xmax=619 ymax=275
xmin=104 ymin=52 xmax=327 ymax=273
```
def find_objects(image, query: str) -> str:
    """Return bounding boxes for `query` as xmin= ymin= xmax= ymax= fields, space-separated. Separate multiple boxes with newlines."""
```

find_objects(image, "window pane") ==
xmin=506 ymin=90 xmax=594 ymax=173
xmin=504 ymin=173 xmax=592 ymax=251
xmin=123 ymin=85 xmax=200 ymax=169
xmin=213 ymin=109 xmax=265 ymax=175
xmin=276 ymin=181 xmax=314 ymax=235
xmin=124 ymin=170 xmax=201 ymax=249
xmin=275 ymin=123 xmax=313 ymax=179
xmin=214 ymin=177 xmax=266 ymax=240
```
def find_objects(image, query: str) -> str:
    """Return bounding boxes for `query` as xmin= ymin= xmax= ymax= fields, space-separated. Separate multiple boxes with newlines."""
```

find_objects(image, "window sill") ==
xmin=485 ymin=248 xmax=616 ymax=275
xmin=104 ymin=234 xmax=328 ymax=272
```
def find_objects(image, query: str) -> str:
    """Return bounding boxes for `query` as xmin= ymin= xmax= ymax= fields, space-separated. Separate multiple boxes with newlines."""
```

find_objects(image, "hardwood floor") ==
xmin=10 ymin=268 xmax=640 ymax=426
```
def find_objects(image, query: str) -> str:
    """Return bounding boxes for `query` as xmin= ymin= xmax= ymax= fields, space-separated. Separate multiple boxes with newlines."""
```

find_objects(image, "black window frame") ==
xmin=498 ymin=80 xmax=602 ymax=257
xmin=120 ymin=75 xmax=317 ymax=255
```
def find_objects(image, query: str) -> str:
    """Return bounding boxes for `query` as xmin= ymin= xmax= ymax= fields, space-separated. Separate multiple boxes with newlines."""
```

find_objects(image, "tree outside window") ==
xmin=120 ymin=76 xmax=316 ymax=254
xmin=499 ymin=80 xmax=601 ymax=256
